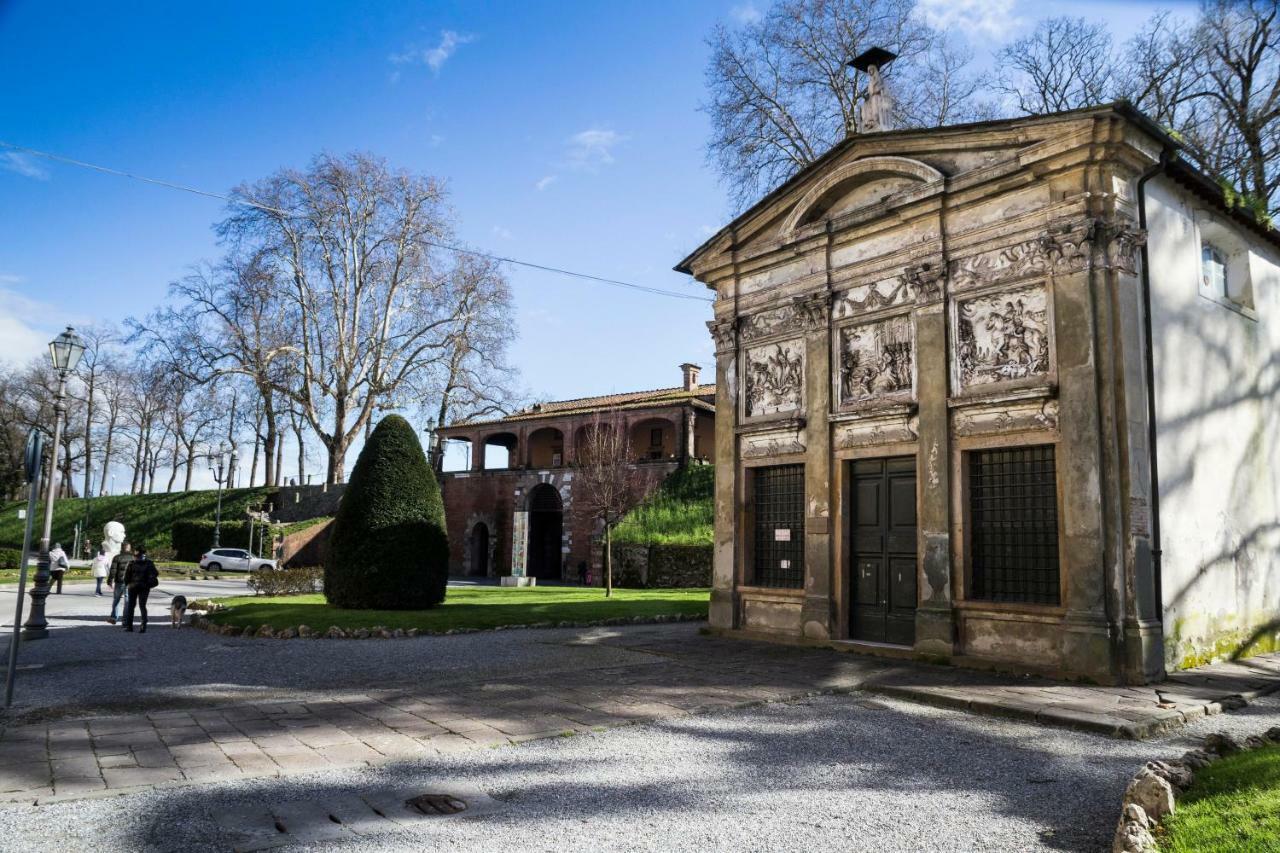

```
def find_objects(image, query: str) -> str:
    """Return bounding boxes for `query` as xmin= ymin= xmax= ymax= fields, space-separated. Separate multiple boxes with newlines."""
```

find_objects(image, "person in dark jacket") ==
xmin=106 ymin=543 xmax=133 ymax=625
xmin=122 ymin=544 xmax=158 ymax=633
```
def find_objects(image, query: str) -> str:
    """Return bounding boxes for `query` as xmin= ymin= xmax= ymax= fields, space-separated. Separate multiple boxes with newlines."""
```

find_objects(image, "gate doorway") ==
xmin=527 ymin=484 xmax=563 ymax=580
xmin=848 ymin=456 xmax=917 ymax=645
xmin=470 ymin=522 xmax=490 ymax=577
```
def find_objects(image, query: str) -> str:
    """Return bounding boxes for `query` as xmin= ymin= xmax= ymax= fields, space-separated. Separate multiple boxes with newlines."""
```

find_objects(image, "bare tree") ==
xmin=68 ymin=324 xmax=118 ymax=499
xmin=703 ymin=0 xmax=989 ymax=207
xmin=219 ymin=152 xmax=508 ymax=484
xmin=420 ymin=253 xmax=518 ymax=440
xmin=137 ymin=251 xmax=291 ymax=489
xmin=573 ymin=414 xmax=637 ymax=598
xmin=996 ymin=16 xmax=1117 ymax=115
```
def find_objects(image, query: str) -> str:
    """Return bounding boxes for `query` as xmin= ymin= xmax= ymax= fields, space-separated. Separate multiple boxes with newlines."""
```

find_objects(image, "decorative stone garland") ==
xmin=1112 ymin=727 xmax=1280 ymax=852
xmin=188 ymin=611 xmax=705 ymax=640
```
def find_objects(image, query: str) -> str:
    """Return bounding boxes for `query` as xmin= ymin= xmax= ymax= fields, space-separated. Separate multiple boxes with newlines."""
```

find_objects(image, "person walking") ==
xmin=106 ymin=542 xmax=133 ymax=625
xmin=91 ymin=547 xmax=110 ymax=596
xmin=122 ymin=543 xmax=159 ymax=633
xmin=49 ymin=542 xmax=69 ymax=594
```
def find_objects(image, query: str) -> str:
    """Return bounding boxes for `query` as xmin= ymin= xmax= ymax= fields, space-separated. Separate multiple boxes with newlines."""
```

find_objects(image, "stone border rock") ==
xmin=188 ymin=611 xmax=705 ymax=640
xmin=1112 ymin=726 xmax=1280 ymax=852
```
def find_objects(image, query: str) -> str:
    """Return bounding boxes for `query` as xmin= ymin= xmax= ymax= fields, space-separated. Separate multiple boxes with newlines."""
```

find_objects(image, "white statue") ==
xmin=102 ymin=521 xmax=125 ymax=560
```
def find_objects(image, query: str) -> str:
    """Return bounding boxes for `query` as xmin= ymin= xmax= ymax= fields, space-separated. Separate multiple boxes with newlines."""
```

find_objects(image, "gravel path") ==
xmin=1 ymin=581 xmax=663 ymax=722
xmin=1 ymin=690 xmax=1277 ymax=852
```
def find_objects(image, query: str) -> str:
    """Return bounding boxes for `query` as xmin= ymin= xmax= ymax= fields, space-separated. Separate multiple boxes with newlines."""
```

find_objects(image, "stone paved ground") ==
xmin=2 ymin=600 xmax=1278 ymax=802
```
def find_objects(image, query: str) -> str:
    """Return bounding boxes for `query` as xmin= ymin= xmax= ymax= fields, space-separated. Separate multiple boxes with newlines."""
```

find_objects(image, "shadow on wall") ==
xmin=1156 ymin=300 xmax=1280 ymax=669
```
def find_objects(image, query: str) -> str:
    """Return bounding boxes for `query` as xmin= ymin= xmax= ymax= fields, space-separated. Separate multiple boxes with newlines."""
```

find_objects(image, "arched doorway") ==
xmin=470 ymin=522 xmax=490 ymax=577
xmin=527 ymin=483 xmax=563 ymax=580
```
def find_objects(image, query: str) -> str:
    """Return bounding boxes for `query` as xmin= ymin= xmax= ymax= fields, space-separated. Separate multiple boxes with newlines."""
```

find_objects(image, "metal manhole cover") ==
xmin=406 ymin=793 xmax=468 ymax=815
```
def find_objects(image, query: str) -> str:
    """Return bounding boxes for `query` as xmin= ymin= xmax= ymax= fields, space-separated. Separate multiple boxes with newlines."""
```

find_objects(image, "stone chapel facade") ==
xmin=678 ymin=102 xmax=1280 ymax=685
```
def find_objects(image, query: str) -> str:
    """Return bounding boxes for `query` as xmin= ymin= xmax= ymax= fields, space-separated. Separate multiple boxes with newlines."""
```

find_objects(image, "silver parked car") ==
xmin=198 ymin=548 xmax=276 ymax=572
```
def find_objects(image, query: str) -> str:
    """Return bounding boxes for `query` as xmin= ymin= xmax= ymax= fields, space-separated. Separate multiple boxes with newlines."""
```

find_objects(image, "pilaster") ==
xmin=798 ymin=292 xmax=834 ymax=639
xmin=908 ymin=264 xmax=955 ymax=657
xmin=708 ymin=317 xmax=738 ymax=629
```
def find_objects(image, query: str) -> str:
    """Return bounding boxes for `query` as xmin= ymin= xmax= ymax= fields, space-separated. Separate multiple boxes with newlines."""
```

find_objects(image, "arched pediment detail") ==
xmin=780 ymin=155 xmax=945 ymax=236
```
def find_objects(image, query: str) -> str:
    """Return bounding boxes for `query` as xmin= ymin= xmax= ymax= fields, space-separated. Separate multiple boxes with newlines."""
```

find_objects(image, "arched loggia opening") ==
xmin=527 ymin=483 xmax=563 ymax=580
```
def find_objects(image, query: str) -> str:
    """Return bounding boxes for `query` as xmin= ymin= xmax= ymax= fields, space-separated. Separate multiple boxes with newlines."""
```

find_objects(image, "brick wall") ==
xmin=440 ymin=462 xmax=677 ymax=581
xmin=274 ymin=484 xmax=347 ymax=522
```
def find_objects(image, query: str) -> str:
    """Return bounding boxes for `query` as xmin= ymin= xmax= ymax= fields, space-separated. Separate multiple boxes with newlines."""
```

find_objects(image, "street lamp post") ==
xmin=22 ymin=326 xmax=85 ymax=641
xmin=207 ymin=443 xmax=239 ymax=548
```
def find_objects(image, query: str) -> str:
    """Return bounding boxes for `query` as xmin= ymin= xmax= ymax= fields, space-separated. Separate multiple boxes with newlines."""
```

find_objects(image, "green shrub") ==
xmin=324 ymin=415 xmax=448 ymax=609
xmin=0 ymin=547 xmax=22 ymax=570
xmin=248 ymin=566 xmax=323 ymax=596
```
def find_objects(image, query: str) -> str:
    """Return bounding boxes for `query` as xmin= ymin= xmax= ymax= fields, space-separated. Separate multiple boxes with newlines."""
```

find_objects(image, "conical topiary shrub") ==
xmin=324 ymin=414 xmax=449 ymax=609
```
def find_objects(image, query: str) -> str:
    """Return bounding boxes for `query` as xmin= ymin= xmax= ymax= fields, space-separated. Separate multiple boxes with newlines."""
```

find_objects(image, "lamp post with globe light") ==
xmin=22 ymin=326 xmax=85 ymax=641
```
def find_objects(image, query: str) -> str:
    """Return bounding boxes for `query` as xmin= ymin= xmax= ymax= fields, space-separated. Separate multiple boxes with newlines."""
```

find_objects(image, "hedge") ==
xmin=325 ymin=414 xmax=448 ymax=609
xmin=170 ymin=520 xmax=253 ymax=562
xmin=0 ymin=547 xmax=22 ymax=570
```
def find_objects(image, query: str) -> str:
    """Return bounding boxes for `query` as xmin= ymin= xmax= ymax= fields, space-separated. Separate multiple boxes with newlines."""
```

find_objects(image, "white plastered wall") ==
xmin=1145 ymin=176 xmax=1280 ymax=668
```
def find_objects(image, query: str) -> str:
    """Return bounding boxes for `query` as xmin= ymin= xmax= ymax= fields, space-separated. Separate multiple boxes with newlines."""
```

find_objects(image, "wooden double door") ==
xmin=848 ymin=456 xmax=918 ymax=646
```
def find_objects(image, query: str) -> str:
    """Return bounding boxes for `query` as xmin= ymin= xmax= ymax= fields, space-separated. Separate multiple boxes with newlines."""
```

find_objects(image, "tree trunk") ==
xmin=184 ymin=447 xmax=196 ymax=490
xmin=166 ymin=442 xmax=179 ymax=492
xmin=82 ymin=376 xmax=95 ymax=499
xmin=249 ymin=435 xmax=260 ymax=487
xmin=295 ymin=422 xmax=305 ymax=483
xmin=274 ymin=430 xmax=284 ymax=487
xmin=99 ymin=412 xmax=116 ymax=496
xmin=604 ymin=516 xmax=613 ymax=599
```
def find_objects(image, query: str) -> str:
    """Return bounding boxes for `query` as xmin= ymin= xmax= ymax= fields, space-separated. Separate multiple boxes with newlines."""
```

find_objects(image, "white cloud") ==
xmin=390 ymin=30 xmax=475 ymax=74
xmin=2 ymin=152 xmax=49 ymax=180
xmin=535 ymin=175 xmax=557 ymax=191
xmin=918 ymin=0 xmax=1025 ymax=41
xmin=0 ymin=287 xmax=57 ymax=366
xmin=566 ymin=128 xmax=627 ymax=170
xmin=730 ymin=3 xmax=762 ymax=25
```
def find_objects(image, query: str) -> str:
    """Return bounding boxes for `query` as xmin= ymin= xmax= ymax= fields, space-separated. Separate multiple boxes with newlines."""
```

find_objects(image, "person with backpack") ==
xmin=121 ymin=543 xmax=159 ymax=633
xmin=49 ymin=542 xmax=69 ymax=594
xmin=106 ymin=542 xmax=133 ymax=624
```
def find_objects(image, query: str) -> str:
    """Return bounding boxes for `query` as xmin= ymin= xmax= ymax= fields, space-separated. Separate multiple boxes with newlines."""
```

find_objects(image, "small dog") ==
xmin=170 ymin=595 xmax=188 ymax=628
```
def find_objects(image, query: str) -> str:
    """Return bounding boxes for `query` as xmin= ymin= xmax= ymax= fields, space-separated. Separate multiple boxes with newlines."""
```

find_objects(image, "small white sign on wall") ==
xmin=17 ymin=509 xmax=26 ymax=520
xmin=780 ymin=559 xmax=791 ymax=569
xmin=774 ymin=528 xmax=791 ymax=542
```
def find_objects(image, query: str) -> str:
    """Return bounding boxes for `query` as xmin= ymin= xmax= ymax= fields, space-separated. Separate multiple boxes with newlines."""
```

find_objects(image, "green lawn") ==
xmin=207 ymin=586 xmax=710 ymax=633
xmin=0 ymin=562 xmax=213 ymax=585
xmin=1159 ymin=745 xmax=1280 ymax=852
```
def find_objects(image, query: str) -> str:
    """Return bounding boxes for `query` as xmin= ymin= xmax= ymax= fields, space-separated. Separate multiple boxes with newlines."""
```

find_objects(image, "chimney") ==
xmin=680 ymin=363 xmax=701 ymax=391
xmin=849 ymin=47 xmax=898 ymax=135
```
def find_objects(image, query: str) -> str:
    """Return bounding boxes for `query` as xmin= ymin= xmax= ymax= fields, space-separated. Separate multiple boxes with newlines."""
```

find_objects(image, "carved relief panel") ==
xmin=744 ymin=338 xmax=804 ymax=418
xmin=837 ymin=314 xmax=914 ymax=407
xmin=952 ymin=283 xmax=1052 ymax=390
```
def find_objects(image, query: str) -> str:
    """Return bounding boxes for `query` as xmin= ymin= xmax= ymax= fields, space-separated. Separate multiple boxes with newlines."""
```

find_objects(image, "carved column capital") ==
xmin=707 ymin=317 xmax=737 ymax=353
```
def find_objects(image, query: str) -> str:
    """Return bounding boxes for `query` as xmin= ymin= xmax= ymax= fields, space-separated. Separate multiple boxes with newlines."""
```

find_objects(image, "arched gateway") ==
xmin=526 ymin=483 xmax=563 ymax=580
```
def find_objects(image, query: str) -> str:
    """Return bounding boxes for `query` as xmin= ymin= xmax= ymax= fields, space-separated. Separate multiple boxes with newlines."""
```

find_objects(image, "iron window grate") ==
xmin=752 ymin=464 xmax=805 ymax=588
xmin=969 ymin=445 xmax=1060 ymax=605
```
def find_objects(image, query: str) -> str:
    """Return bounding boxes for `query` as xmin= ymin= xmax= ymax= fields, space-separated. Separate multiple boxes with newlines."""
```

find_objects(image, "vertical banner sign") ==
xmin=510 ymin=511 xmax=528 ymax=578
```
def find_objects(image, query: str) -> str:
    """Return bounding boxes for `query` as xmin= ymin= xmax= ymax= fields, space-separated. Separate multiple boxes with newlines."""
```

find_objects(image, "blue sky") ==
xmin=0 ymin=0 xmax=1186 ymax=481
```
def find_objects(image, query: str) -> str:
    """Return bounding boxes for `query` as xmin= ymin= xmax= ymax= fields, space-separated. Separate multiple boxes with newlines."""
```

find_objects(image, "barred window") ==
xmin=751 ymin=464 xmax=805 ymax=588
xmin=969 ymin=445 xmax=1060 ymax=605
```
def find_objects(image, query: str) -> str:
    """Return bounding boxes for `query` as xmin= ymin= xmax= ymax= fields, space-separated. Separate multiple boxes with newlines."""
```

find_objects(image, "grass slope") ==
xmin=612 ymin=465 xmax=713 ymax=547
xmin=208 ymin=586 xmax=710 ymax=633
xmin=1159 ymin=745 xmax=1280 ymax=852
xmin=0 ymin=487 xmax=274 ymax=551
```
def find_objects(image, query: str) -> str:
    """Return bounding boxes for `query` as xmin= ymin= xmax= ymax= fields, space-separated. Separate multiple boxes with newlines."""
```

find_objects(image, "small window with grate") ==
xmin=751 ymin=464 xmax=805 ymax=588
xmin=968 ymin=445 xmax=1060 ymax=605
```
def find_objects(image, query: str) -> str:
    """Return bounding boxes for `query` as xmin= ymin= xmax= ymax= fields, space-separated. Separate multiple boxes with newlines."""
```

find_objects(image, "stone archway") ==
xmin=470 ymin=522 xmax=490 ymax=577
xmin=527 ymin=483 xmax=563 ymax=580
